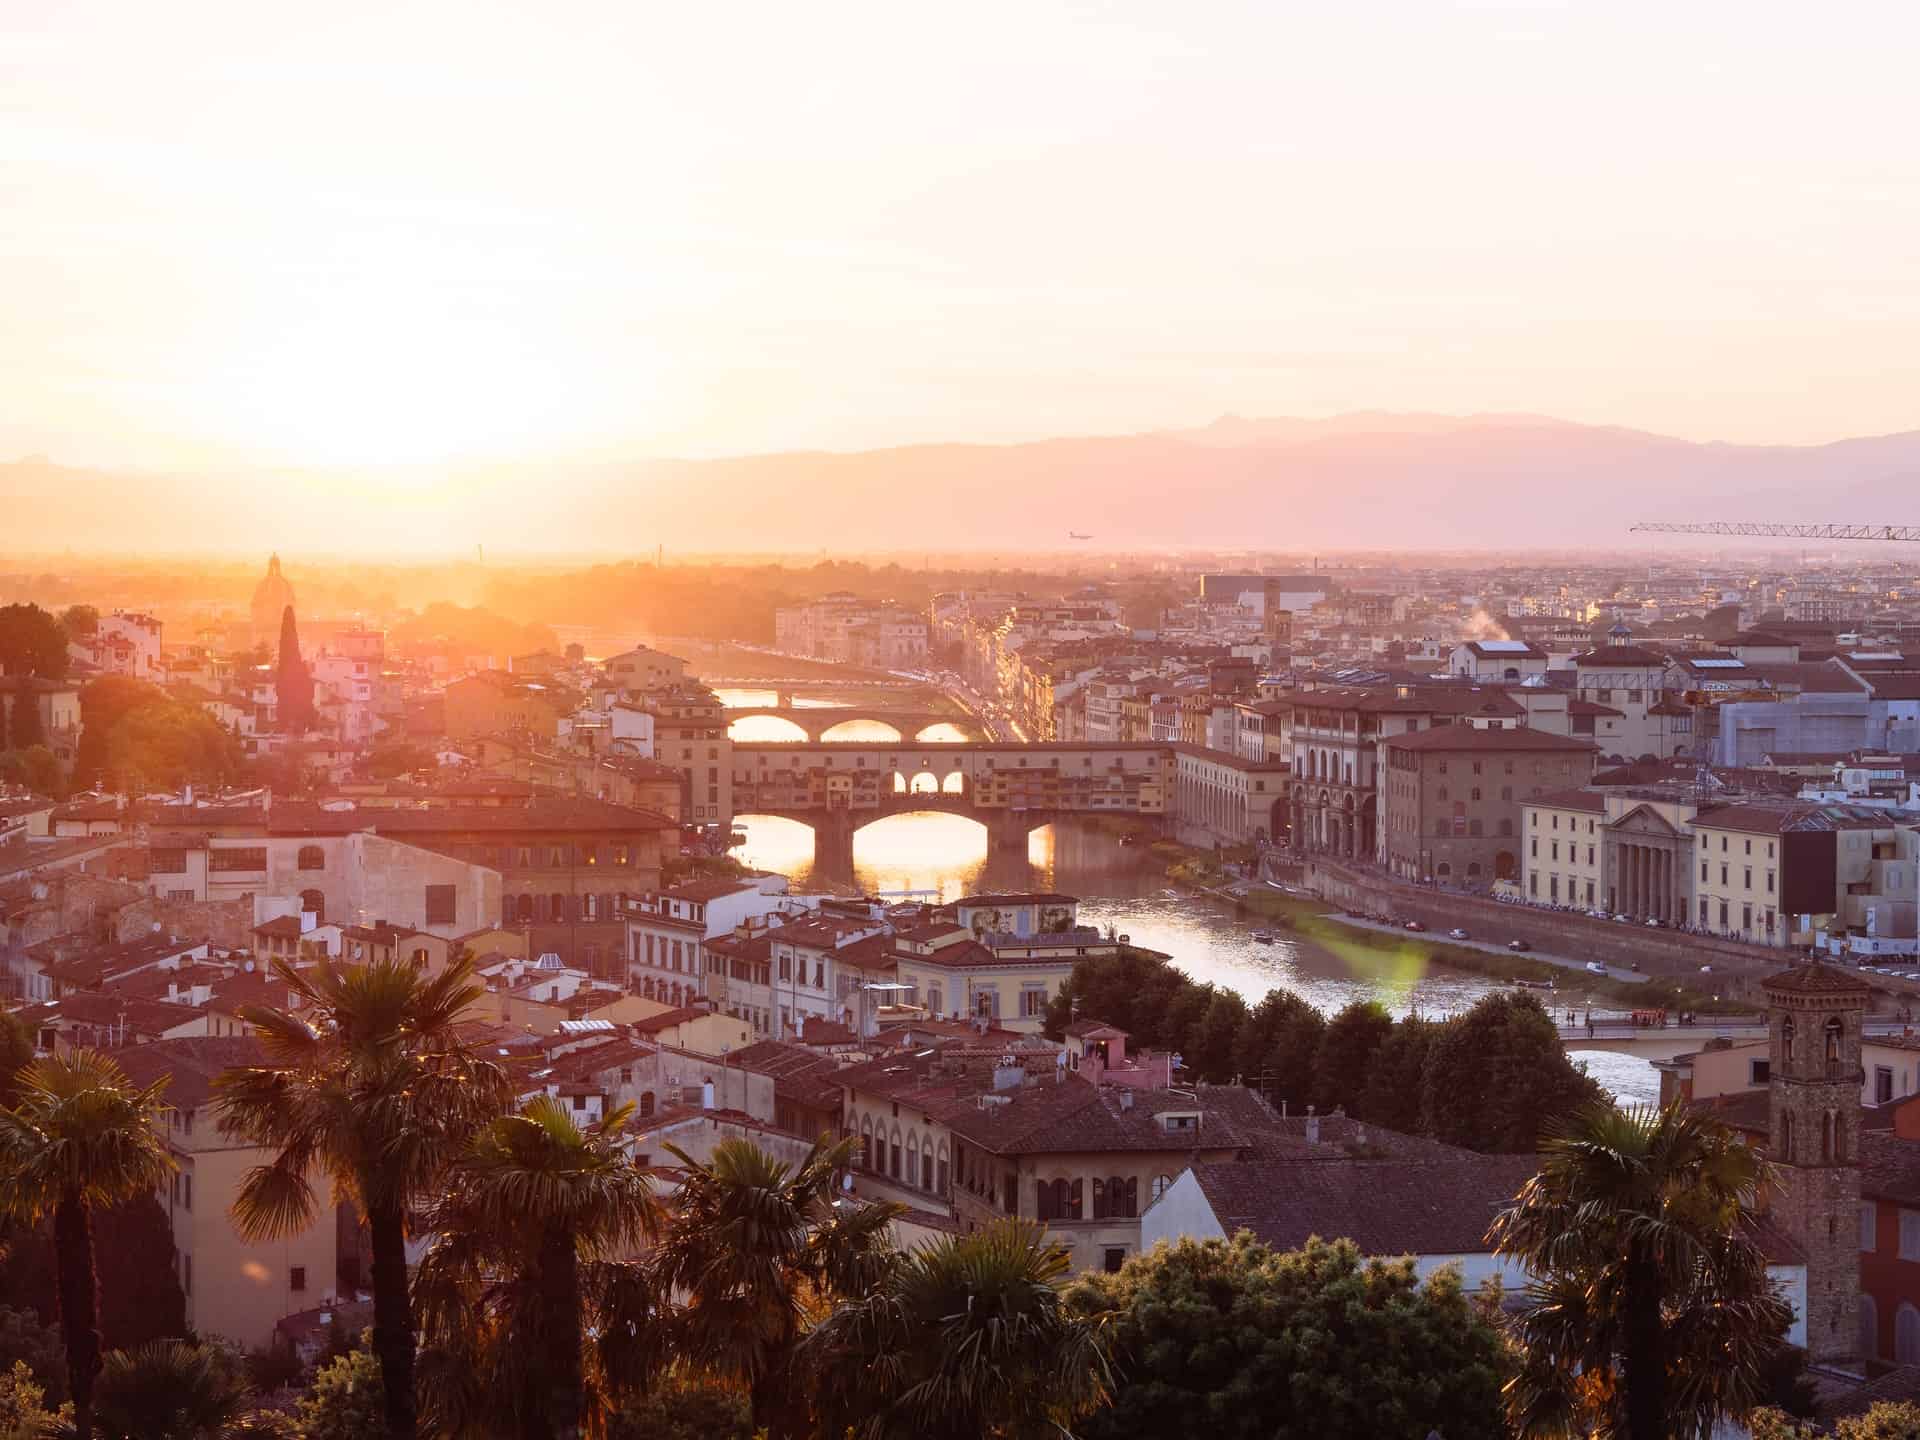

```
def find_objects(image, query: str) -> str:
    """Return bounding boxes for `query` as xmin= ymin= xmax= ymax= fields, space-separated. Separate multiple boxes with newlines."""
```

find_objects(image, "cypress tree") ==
xmin=276 ymin=606 xmax=316 ymax=735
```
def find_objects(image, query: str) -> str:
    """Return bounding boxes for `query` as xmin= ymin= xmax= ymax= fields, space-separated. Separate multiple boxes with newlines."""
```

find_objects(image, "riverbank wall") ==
xmin=1303 ymin=858 xmax=1793 ymax=1008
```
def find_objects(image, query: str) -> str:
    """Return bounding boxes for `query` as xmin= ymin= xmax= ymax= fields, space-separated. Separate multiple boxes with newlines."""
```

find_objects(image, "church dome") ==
xmin=250 ymin=554 xmax=295 ymax=642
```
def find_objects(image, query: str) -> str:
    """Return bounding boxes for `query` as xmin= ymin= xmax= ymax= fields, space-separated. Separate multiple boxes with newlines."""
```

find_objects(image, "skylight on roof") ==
xmin=1473 ymin=640 xmax=1531 ymax=652
xmin=1692 ymin=658 xmax=1747 ymax=669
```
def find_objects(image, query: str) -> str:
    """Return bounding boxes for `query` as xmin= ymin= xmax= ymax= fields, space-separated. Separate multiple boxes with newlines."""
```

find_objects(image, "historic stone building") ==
xmin=1766 ymin=959 xmax=1867 ymax=1367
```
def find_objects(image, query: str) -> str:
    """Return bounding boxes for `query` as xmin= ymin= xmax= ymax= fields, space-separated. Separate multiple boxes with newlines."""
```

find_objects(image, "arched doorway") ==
xmin=299 ymin=888 xmax=325 ymax=923
xmin=1494 ymin=851 xmax=1518 ymax=882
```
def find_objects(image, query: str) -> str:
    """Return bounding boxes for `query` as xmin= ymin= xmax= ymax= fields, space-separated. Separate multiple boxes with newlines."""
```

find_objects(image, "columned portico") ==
xmin=1607 ymin=804 xmax=1690 ymax=925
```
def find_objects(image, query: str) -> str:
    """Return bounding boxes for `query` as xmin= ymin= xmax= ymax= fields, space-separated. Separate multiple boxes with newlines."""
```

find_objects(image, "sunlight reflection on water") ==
xmin=729 ymin=812 xmax=1660 ymax=1102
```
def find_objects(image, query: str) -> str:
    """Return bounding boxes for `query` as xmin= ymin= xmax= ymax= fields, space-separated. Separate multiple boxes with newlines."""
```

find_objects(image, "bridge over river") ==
xmin=729 ymin=740 xmax=1173 ymax=878
xmin=721 ymin=704 xmax=982 ymax=742
xmin=1557 ymin=1016 xmax=1910 ymax=1061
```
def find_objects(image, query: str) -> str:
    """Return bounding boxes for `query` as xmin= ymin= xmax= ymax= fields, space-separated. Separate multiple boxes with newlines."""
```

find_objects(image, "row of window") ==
xmin=510 ymin=892 xmax=630 ymax=924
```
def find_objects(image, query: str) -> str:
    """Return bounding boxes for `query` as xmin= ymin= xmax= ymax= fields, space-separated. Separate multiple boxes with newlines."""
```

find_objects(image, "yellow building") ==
xmin=118 ymin=1037 xmax=338 ymax=1349
xmin=1520 ymin=789 xmax=1608 ymax=908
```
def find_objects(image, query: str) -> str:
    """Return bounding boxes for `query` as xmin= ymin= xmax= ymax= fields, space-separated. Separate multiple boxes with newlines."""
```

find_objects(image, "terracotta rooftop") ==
xmin=1184 ymin=1153 xmax=1539 ymax=1256
xmin=1381 ymin=726 xmax=1598 ymax=754
xmin=115 ymin=1035 xmax=268 ymax=1110
xmin=1763 ymin=960 xmax=1872 ymax=998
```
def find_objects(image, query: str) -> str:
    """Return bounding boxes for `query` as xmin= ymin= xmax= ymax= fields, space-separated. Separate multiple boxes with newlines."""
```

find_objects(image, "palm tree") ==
xmin=413 ymin=1096 xmax=661 ymax=1440
xmin=802 ymin=1218 xmax=1112 ymax=1440
xmin=89 ymin=1340 xmax=251 ymax=1440
xmin=213 ymin=954 xmax=510 ymax=1440
xmin=0 ymin=1050 xmax=175 ymax=1440
xmin=1489 ymin=1100 xmax=1793 ymax=1440
xmin=639 ymin=1136 xmax=900 ymax=1440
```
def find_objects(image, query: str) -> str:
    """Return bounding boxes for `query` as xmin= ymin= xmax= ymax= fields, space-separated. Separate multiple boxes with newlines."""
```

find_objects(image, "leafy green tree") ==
xmin=0 ymin=1307 xmax=67 ymax=1407
xmin=59 ymin=607 xmax=99 ymax=641
xmin=1356 ymin=1012 xmax=1440 ymax=1131
xmin=603 ymin=1374 xmax=750 ymax=1440
xmin=1490 ymin=1101 xmax=1791 ymax=1440
xmin=90 ymin=1341 xmax=251 ymax=1440
xmin=73 ymin=678 xmax=165 ymax=789
xmin=1184 ymin=991 xmax=1250 ymax=1083
xmin=214 ymin=956 xmax=511 ymax=1440
xmin=296 ymin=1345 xmax=388 ymax=1440
xmin=0 ymin=1358 xmax=71 ymax=1440
xmin=1422 ymin=992 xmax=1604 ymax=1152
xmin=1312 ymin=999 xmax=1393 ymax=1115
xmin=1064 ymin=1233 xmax=1507 ymax=1440
xmin=637 ymin=1137 xmax=900 ymax=1440
xmin=0 ymin=1051 xmax=176 ymax=1440
xmin=0 ymin=605 xmax=68 ymax=680
xmin=104 ymin=701 xmax=242 ymax=793
xmin=0 ymin=1193 xmax=187 ymax=1354
xmin=1232 ymin=989 xmax=1326 ymax=1112
xmin=1753 ymin=1402 xmax=1920 ymax=1439
xmin=0 ymin=744 xmax=61 ymax=799
xmin=806 ymin=1218 xmax=1113 ymax=1440
xmin=5 ymin=688 xmax=44 ymax=751
xmin=413 ymin=1096 xmax=661 ymax=1440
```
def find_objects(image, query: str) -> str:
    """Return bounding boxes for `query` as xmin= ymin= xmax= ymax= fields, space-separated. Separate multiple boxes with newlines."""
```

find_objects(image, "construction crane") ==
xmin=1632 ymin=521 xmax=1920 ymax=542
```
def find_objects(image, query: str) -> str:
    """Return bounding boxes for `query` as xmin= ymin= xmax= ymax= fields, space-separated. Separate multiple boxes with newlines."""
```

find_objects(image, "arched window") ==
xmin=1862 ymin=1293 xmax=1881 ymax=1360
xmin=1782 ymin=1016 xmax=1796 ymax=1063
xmin=1898 ymin=1303 xmax=1920 ymax=1366
xmin=1822 ymin=1110 xmax=1834 ymax=1163
xmin=550 ymin=893 xmax=567 ymax=922
xmin=907 ymin=1133 xmax=920 ymax=1189
xmin=1781 ymin=1110 xmax=1793 ymax=1164
xmin=1437 ymin=862 xmax=1452 ymax=880
xmin=300 ymin=888 xmax=326 ymax=923
xmin=1092 ymin=1178 xmax=1107 ymax=1219
xmin=1120 ymin=1177 xmax=1138 ymax=1218
xmin=516 ymin=894 xmax=534 ymax=924
xmin=1827 ymin=1016 xmax=1844 ymax=1065
xmin=860 ymin=1116 xmax=874 ymax=1170
xmin=890 ymin=1131 xmax=902 ymax=1180
xmin=582 ymin=894 xmax=597 ymax=922
xmin=639 ymin=1091 xmax=655 ymax=1117
xmin=297 ymin=845 xmax=325 ymax=871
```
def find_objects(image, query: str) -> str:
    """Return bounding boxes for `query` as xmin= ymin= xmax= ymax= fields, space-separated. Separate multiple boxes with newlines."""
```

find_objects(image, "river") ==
xmin=726 ymin=803 xmax=1659 ymax=1105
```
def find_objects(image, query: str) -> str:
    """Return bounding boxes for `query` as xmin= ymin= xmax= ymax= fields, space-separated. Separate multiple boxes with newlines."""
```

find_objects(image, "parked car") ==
xmin=1448 ymin=927 xmax=1470 ymax=941
xmin=1404 ymin=920 xmax=1427 ymax=933
xmin=1508 ymin=939 xmax=1532 ymax=952
xmin=1585 ymin=961 xmax=1608 ymax=976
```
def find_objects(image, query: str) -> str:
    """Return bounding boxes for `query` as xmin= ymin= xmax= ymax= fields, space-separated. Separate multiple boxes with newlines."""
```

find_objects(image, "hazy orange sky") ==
xmin=5 ymin=1 xmax=1918 ymax=471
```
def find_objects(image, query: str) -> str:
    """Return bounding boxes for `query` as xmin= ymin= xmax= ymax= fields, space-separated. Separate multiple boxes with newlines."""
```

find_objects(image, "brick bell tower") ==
xmin=1765 ymin=959 xmax=1868 ymax=1367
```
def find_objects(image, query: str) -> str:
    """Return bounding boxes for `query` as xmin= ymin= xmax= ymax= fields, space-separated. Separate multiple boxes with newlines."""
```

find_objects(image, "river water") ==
xmin=725 ymin=795 xmax=1658 ymax=1105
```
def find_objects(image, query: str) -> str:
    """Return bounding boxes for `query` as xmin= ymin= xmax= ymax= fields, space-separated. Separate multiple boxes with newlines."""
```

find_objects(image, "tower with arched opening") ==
xmin=1766 ymin=958 xmax=1867 ymax=1366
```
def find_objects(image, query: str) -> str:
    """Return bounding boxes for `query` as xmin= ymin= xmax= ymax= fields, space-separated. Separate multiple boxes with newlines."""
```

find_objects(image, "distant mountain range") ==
xmin=8 ymin=412 xmax=1920 ymax=553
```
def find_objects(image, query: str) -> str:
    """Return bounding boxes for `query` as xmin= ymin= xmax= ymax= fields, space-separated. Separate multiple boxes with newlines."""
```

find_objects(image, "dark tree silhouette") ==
xmin=275 ymin=606 xmax=316 ymax=735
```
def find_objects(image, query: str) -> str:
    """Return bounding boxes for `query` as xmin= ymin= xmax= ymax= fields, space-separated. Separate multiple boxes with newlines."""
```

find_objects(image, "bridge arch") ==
xmin=822 ymin=717 xmax=903 ymax=742
xmin=727 ymin=712 xmax=811 ymax=742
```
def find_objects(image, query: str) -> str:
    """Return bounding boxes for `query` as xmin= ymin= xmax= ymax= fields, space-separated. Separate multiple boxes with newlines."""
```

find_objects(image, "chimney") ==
xmin=1305 ymin=1105 xmax=1320 ymax=1145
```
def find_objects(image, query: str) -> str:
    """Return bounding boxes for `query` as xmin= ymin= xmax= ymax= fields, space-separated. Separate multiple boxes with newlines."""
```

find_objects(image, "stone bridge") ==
xmin=722 ymin=705 xmax=979 ymax=741
xmin=730 ymin=739 xmax=1174 ymax=877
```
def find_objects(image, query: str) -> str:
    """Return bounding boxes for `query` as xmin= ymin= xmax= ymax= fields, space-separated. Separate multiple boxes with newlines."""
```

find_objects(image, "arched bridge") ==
xmin=722 ymin=705 xmax=980 ymax=742
xmin=729 ymin=739 xmax=1173 ymax=875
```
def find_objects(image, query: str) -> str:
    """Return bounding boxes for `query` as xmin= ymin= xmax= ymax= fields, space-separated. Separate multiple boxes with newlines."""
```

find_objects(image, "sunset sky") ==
xmin=5 ymin=1 xmax=1918 ymax=472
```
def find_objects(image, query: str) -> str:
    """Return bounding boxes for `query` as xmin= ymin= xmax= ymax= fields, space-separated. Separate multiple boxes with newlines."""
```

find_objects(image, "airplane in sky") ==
xmin=1068 ymin=531 xmax=1093 ymax=540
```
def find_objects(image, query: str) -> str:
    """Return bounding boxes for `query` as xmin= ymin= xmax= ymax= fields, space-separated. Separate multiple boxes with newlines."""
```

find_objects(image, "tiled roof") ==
xmin=1693 ymin=802 xmax=1896 ymax=835
xmin=1763 ymin=959 xmax=1872 ymax=998
xmin=1572 ymin=646 xmax=1668 ymax=666
xmin=1859 ymin=1131 xmax=1920 ymax=1206
xmin=1382 ymin=726 xmax=1597 ymax=754
xmin=661 ymin=877 xmax=765 ymax=902
xmin=727 ymin=1039 xmax=848 ymax=1111
xmin=116 ymin=1035 xmax=268 ymax=1110
xmin=13 ymin=992 xmax=209 ymax=1037
xmin=1188 ymin=1154 xmax=1540 ymax=1256
xmin=1526 ymin=787 xmax=1607 ymax=813
xmin=1689 ymin=1088 xmax=1772 ymax=1136
xmin=629 ymin=1006 xmax=709 ymax=1034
